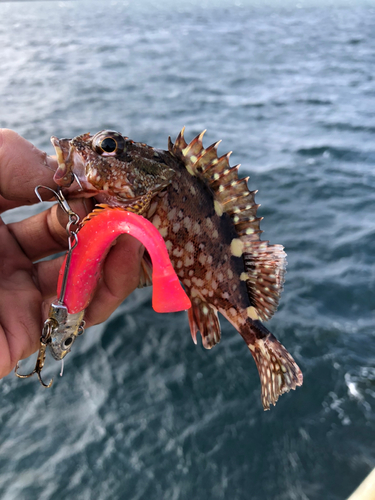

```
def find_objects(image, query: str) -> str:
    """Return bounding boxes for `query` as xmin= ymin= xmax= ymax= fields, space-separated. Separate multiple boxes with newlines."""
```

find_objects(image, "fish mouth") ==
xmin=51 ymin=136 xmax=75 ymax=187
xmin=51 ymin=136 xmax=97 ymax=198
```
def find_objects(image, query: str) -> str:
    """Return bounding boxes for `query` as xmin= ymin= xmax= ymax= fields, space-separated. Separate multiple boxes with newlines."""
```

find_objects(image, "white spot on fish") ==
xmin=167 ymin=208 xmax=177 ymax=221
xmin=185 ymin=163 xmax=195 ymax=176
xmin=153 ymin=215 xmax=161 ymax=229
xmin=183 ymin=217 xmax=192 ymax=230
xmin=184 ymin=255 xmax=194 ymax=267
xmin=165 ymin=240 xmax=173 ymax=251
xmin=237 ymin=316 xmax=246 ymax=326
xmin=190 ymin=186 xmax=197 ymax=196
xmin=173 ymin=247 xmax=183 ymax=257
xmin=185 ymin=241 xmax=195 ymax=253
xmin=212 ymin=229 xmax=218 ymax=239
xmin=230 ymin=238 xmax=244 ymax=257
xmin=214 ymin=200 xmax=223 ymax=217
xmin=193 ymin=222 xmax=201 ymax=234
xmin=173 ymin=222 xmax=181 ymax=233
xmin=159 ymin=227 xmax=168 ymax=238
xmin=198 ymin=254 xmax=207 ymax=265
xmin=227 ymin=269 xmax=233 ymax=279
xmin=205 ymin=218 xmax=213 ymax=230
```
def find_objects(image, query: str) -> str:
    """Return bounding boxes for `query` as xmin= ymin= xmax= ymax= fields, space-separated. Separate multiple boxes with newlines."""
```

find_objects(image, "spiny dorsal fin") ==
xmin=169 ymin=129 xmax=287 ymax=322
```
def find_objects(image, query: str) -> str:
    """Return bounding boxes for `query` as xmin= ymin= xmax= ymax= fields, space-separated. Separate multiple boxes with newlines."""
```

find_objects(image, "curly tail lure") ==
xmin=15 ymin=187 xmax=191 ymax=387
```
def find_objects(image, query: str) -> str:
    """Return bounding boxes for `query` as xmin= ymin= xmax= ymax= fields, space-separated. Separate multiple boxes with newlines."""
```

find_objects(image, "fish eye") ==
xmin=92 ymin=130 xmax=126 ymax=157
xmin=101 ymin=137 xmax=117 ymax=153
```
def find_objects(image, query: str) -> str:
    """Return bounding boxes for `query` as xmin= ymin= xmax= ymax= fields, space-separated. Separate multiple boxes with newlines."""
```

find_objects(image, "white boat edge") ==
xmin=347 ymin=468 xmax=375 ymax=500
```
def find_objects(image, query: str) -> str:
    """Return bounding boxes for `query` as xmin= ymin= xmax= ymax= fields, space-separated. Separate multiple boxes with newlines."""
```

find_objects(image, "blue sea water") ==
xmin=0 ymin=1 xmax=375 ymax=499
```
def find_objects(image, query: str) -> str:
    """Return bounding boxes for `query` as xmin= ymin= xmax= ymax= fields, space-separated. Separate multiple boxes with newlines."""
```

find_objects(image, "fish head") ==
xmin=47 ymin=303 xmax=86 ymax=361
xmin=51 ymin=130 xmax=175 ymax=207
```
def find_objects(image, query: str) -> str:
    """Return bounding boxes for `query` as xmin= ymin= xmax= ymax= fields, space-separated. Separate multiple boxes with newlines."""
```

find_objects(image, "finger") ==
xmin=7 ymin=198 xmax=94 ymax=262
xmin=0 ymin=220 xmax=42 ymax=378
xmin=84 ymin=234 xmax=145 ymax=327
xmin=0 ymin=129 xmax=58 ymax=210
xmin=0 ymin=195 xmax=25 ymax=213
xmin=33 ymin=256 xmax=64 ymax=299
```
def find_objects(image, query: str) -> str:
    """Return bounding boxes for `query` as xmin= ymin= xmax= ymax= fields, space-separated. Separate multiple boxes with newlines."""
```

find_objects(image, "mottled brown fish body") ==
xmin=52 ymin=128 xmax=303 ymax=410
xmin=151 ymin=163 xmax=249 ymax=326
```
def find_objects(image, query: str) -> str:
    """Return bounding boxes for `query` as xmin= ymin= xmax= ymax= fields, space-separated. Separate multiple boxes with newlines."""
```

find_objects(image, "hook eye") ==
xmin=34 ymin=185 xmax=60 ymax=203
xmin=35 ymin=185 xmax=75 ymax=218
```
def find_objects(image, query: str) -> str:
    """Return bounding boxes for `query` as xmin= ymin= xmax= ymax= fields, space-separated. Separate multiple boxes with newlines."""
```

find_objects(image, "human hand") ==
xmin=0 ymin=129 xmax=144 ymax=379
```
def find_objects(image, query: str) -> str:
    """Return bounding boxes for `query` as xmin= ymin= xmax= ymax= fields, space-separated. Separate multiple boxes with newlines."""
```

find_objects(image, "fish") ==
xmin=51 ymin=128 xmax=303 ymax=410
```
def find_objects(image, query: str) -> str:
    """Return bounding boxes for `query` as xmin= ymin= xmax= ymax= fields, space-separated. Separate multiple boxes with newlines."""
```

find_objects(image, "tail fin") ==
xmin=241 ymin=320 xmax=303 ymax=410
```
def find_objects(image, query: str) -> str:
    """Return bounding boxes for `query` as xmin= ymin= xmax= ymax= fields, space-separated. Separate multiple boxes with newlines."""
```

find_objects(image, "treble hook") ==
xmin=15 ymin=319 xmax=55 ymax=388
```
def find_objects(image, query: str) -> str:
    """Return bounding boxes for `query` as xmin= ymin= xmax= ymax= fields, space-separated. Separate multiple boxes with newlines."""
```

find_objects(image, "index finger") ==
xmin=0 ymin=129 xmax=58 ymax=212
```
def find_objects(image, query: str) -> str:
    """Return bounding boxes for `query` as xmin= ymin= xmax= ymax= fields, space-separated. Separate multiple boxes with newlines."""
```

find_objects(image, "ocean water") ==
xmin=0 ymin=1 xmax=374 ymax=499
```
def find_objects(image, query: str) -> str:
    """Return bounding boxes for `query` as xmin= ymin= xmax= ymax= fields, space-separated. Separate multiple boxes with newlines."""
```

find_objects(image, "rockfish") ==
xmin=51 ymin=128 xmax=303 ymax=410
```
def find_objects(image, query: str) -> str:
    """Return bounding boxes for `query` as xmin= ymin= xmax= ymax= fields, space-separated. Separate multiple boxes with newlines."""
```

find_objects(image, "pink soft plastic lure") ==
xmin=48 ymin=206 xmax=191 ymax=361
xmin=58 ymin=206 xmax=191 ymax=314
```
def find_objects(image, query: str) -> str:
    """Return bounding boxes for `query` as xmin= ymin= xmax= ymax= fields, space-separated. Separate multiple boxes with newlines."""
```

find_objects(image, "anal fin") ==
xmin=187 ymin=297 xmax=221 ymax=349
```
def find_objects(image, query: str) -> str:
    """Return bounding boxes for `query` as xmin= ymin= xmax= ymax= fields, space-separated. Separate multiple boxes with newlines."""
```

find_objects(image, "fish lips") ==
xmin=51 ymin=136 xmax=97 ymax=197
xmin=51 ymin=136 xmax=75 ymax=187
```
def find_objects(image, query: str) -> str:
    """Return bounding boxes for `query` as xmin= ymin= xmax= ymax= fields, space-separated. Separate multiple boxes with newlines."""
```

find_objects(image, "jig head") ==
xmin=15 ymin=185 xmax=82 ymax=387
